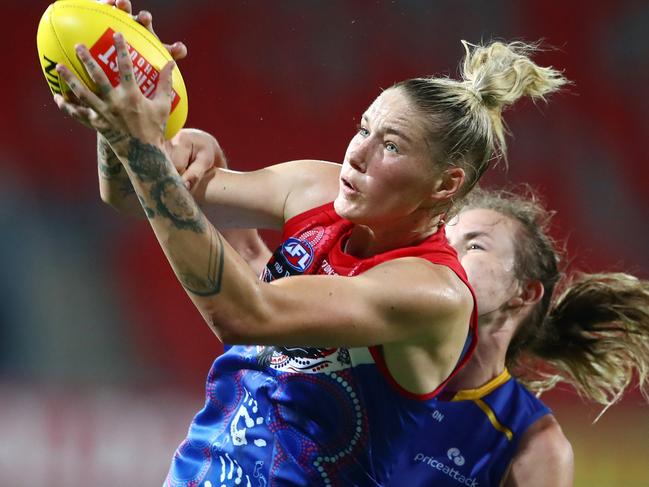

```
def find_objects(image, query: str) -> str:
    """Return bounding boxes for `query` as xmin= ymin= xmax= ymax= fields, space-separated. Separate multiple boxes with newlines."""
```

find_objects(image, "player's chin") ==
xmin=333 ymin=196 xmax=370 ymax=224
xmin=333 ymin=194 xmax=354 ymax=219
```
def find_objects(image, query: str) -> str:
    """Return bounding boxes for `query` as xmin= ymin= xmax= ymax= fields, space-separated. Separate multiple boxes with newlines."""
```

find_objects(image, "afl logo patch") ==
xmin=281 ymin=237 xmax=314 ymax=272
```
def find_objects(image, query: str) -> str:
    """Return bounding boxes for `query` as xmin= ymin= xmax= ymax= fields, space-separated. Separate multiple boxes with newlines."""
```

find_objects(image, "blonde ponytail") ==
xmin=459 ymin=40 xmax=568 ymax=163
xmin=461 ymin=40 xmax=567 ymax=110
xmin=524 ymin=273 xmax=649 ymax=419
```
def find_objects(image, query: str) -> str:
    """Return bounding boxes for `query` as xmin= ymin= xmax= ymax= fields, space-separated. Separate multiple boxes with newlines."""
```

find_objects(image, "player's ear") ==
xmin=431 ymin=167 xmax=465 ymax=200
xmin=507 ymin=280 xmax=544 ymax=308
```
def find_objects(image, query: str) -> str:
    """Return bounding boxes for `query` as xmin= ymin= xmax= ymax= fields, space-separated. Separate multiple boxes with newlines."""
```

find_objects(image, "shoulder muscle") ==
xmin=504 ymin=414 xmax=574 ymax=487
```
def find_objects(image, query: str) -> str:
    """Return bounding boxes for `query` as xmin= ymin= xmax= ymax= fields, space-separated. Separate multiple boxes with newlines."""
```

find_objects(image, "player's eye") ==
xmin=385 ymin=142 xmax=399 ymax=153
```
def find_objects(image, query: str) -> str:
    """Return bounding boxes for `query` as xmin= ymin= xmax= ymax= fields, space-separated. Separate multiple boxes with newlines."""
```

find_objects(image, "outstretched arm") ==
xmin=83 ymin=1 xmax=270 ymax=273
xmin=97 ymin=133 xmax=139 ymax=211
xmin=93 ymin=0 xmax=207 ymax=216
xmin=503 ymin=415 xmax=574 ymax=487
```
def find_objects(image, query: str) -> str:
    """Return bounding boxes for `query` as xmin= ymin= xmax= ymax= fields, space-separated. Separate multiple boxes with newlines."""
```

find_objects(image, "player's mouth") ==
xmin=341 ymin=176 xmax=359 ymax=195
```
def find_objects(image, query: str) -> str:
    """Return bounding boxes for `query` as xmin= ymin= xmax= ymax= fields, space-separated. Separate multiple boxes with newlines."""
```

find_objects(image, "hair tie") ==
xmin=465 ymin=83 xmax=483 ymax=103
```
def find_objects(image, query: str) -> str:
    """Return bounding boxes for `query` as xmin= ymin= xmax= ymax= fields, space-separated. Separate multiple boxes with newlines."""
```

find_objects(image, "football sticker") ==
xmin=90 ymin=28 xmax=181 ymax=112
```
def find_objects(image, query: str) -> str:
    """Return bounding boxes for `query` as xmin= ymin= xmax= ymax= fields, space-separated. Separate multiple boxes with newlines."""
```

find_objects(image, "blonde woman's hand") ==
xmin=54 ymin=33 xmax=175 ymax=158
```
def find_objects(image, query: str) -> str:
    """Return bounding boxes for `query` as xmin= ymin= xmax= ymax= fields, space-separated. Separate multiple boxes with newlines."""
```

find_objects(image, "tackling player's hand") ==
xmin=166 ymin=129 xmax=225 ymax=190
xmin=98 ymin=0 xmax=187 ymax=60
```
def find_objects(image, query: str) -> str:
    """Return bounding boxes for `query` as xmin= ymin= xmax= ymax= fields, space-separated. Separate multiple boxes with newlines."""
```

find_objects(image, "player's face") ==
xmin=446 ymin=208 xmax=521 ymax=316
xmin=334 ymin=87 xmax=438 ymax=225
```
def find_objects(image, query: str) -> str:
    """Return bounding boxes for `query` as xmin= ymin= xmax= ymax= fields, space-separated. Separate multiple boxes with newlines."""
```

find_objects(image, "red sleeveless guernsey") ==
xmin=166 ymin=202 xmax=478 ymax=487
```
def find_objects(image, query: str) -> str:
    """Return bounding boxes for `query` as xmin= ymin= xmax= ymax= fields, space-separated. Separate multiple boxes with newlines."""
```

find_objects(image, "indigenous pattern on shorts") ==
xmin=165 ymin=202 xmax=477 ymax=487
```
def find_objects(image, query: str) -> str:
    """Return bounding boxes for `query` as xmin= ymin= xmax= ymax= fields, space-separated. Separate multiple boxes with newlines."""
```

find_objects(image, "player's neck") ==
xmin=344 ymin=214 xmax=442 ymax=258
xmin=446 ymin=314 xmax=513 ymax=393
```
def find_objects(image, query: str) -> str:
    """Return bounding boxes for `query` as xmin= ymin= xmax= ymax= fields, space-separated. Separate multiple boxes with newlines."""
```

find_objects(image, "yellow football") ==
xmin=36 ymin=0 xmax=188 ymax=139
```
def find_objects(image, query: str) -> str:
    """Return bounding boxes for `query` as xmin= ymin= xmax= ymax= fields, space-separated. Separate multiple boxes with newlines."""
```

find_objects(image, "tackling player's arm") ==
xmin=502 ymin=415 xmax=574 ymax=487
xmin=188 ymin=158 xmax=342 ymax=229
xmin=220 ymin=228 xmax=272 ymax=277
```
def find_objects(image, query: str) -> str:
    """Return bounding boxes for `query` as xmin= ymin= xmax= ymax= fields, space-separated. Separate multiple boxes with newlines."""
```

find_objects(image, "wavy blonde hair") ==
xmin=395 ymin=40 xmax=568 ymax=207
xmin=461 ymin=187 xmax=649 ymax=420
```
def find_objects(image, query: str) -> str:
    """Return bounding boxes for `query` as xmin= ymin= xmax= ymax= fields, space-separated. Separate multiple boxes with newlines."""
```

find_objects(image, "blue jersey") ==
xmin=164 ymin=203 xmax=478 ymax=487
xmin=391 ymin=370 xmax=551 ymax=486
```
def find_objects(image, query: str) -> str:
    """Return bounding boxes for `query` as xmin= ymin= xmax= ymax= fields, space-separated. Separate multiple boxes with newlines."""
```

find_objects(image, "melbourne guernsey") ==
xmin=165 ymin=202 xmax=478 ymax=487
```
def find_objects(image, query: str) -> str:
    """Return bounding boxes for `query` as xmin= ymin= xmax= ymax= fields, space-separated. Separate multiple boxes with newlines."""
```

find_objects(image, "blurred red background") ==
xmin=0 ymin=1 xmax=647 ymax=485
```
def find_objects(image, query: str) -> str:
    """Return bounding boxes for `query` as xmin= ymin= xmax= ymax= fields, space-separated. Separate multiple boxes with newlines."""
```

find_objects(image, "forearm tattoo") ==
xmin=127 ymin=139 xmax=173 ymax=183
xmin=117 ymin=179 xmax=137 ymax=197
xmin=125 ymin=138 xmax=225 ymax=296
xmin=178 ymin=226 xmax=225 ymax=296
xmin=126 ymin=139 xmax=205 ymax=233
xmin=137 ymin=194 xmax=156 ymax=219
xmin=101 ymin=128 xmax=128 ymax=146
xmin=97 ymin=136 xmax=124 ymax=179
xmin=151 ymin=177 xmax=205 ymax=232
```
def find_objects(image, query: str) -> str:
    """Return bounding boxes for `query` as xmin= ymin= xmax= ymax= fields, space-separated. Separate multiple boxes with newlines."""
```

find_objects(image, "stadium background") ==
xmin=1 ymin=0 xmax=647 ymax=485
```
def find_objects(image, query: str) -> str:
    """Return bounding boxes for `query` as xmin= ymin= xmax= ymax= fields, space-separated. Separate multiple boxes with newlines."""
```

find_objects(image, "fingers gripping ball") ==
xmin=36 ymin=0 xmax=188 ymax=139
